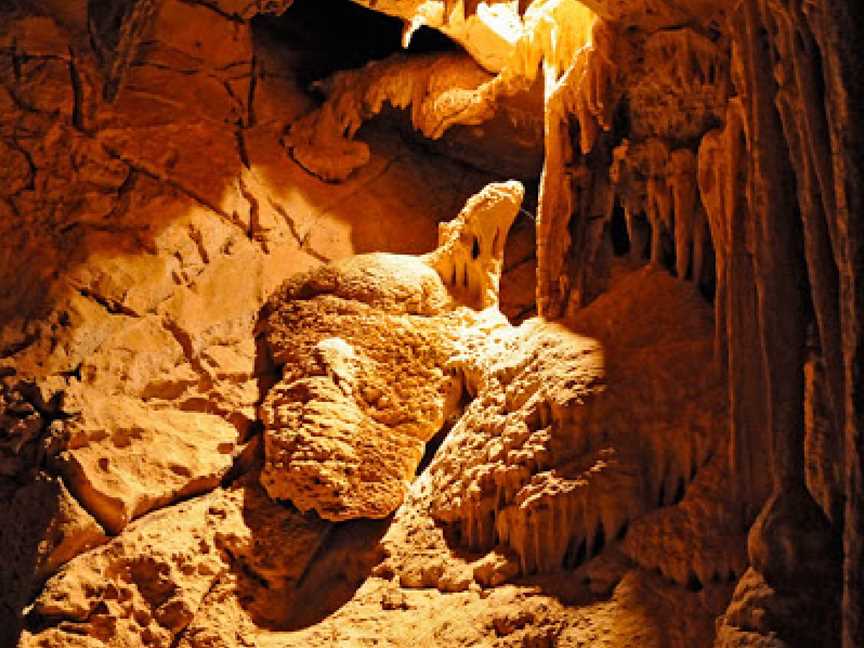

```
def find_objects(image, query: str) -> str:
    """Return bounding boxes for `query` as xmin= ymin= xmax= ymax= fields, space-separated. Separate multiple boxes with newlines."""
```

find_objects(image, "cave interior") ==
xmin=0 ymin=0 xmax=863 ymax=647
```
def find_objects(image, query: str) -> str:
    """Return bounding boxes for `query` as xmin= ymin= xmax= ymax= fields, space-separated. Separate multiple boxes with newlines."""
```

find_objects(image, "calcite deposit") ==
xmin=2 ymin=0 xmax=863 ymax=646
xmin=258 ymin=181 xmax=524 ymax=519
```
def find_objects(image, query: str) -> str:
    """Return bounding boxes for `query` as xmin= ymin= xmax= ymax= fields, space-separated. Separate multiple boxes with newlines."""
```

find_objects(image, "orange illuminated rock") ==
xmin=1 ymin=473 xmax=107 ymax=630
xmin=21 ymin=481 xmax=328 ymax=647
xmin=58 ymin=394 xmax=238 ymax=534
xmin=259 ymin=182 xmax=524 ymax=520
xmin=284 ymin=53 xmax=494 ymax=181
xmin=429 ymin=268 xmax=727 ymax=577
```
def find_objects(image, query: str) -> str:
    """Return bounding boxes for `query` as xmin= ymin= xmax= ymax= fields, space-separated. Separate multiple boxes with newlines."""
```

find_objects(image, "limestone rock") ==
xmin=425 ymin=180 xmax=525 ymax=309
xmin=258 ymin=259 xmax=462 ymax=520
xmin=621 ymin=454 xmax=746 ymax=590
xmin=0 ymin=474 xmax=107 ymax=646
xmin=89 ymin=0 xmax=254 ymax=129
xmin=24 ymin=490 xmax=236 ymax=647
xmin=351 ymin=0 xmax=525 ymax=73
xmin=23 ymin=480 xmax=328 ymax=647
xmin=58 ymin=394 xmax=238 ymax=534
xmin=288 ymin=0 xmax=600 ymax=182
xmin=428 ymin=317 xmax=614 ymax=573
xmin=284 ymin=53 xmax=494 ymax=181
xmin=259 ymin=182 xmax=524 ymax=520
xmin=713 ymin=566 xmax=840 ymax=648
xmin=0 ymin=378 xmax=66 ymax=484
xmin=429 ymin=268 xmax=726 ymax=576
xmin=624 ymin=28 xmax=729 ymax=141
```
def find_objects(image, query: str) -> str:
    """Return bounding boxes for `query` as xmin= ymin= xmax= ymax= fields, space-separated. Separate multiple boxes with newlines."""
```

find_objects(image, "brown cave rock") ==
xmin=1 ymin=0 xmax=862 ymax=646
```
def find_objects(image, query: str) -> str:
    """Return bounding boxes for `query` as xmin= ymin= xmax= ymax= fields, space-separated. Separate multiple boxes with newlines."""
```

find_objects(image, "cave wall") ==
xmin=530 ymin=1 xmax=863 ymax=645
xmin=0 ymin=0 xmax=862 ymax=646
xmin=0 ymin=1 xmax=504 ymax=643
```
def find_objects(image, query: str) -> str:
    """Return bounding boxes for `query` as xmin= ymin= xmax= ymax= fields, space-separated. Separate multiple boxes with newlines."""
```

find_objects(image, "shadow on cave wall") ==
xmin=227 ymin=476 xmax=392 ymax=632
xmin=281 ymin=517 xmax=392 ymax=631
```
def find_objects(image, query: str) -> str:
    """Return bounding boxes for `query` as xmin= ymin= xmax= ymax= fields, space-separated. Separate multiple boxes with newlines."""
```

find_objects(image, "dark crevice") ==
xmin=672 ymin=476 xmax=686 ymax=504
xmin=68 ymin=49 xmax=85 ymax=132
xmin=246 ymin=54 xmax=257 ymax=127
xmin=591 ymin=523 xmax=606 ymax=557
xmin=610 ymin=202 xmax=631 ymax=256
xmin=76 ymin=288 xmax=140 ymax=318
xmin=178 ymin=0 xmax=246 ymax=24
xmin=685 ymin=571 xmax=703 ymax=592
xmin=267 ymin=197 xmax=331 ymax=263
xmin=415 ymin=423 xmax=449 ymax=476
xmin=104 ymin=167 xmax=138 ymax=223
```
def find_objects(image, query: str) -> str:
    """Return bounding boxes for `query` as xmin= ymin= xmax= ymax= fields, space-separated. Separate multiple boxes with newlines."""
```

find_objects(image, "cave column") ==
xmin=733 ymin=0 xmax=833 ymax=583
xmin=805 ymin=1 xmax=864 ymax=644
xmin=536 ymin=61 xmax=575 ymax=319
xmin=722 ymin=104 xmax=772 ymax=520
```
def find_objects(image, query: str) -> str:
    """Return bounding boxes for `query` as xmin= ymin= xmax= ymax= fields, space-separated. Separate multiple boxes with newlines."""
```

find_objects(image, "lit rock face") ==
xmin=621 ymin=454 xmax=747 ymax=589
xmin=58 ymin=394 xmax=238 ymax=534
xmin=428 ymin=268 xmax=729 ymax=580
xmin=425 ymin=181 xmax=524 ymax=309
xmin=21 ymin=480 xmax=329 ymax=647
xmin=1 ymin=474 xmax=107 ymax=623
xmin=259 ymin=181 xmax=525 ymax=520
xmin=289 ymin=0 xmax=598 ymax=182
xmin=284 ymin=53 xmax=495 ymax=181
xmin=258 ymin=260 xmax=462 ymax=520
xmin=0 ymin=5 xmax=509 ymax=642
xmin=1 ymin=0 xmax=862 ymax=645
xmin=623 ymin=28 xmax=729 ymax=141
xmin=429 ymin=318 xmax=612 ymax=574
xmin=351 ymin=0 xmax=525 ymax=73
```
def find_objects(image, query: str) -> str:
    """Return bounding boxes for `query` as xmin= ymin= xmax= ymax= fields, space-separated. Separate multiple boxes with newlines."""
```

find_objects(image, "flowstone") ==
xmin=258 ymin=181 xmax=525 ymax=520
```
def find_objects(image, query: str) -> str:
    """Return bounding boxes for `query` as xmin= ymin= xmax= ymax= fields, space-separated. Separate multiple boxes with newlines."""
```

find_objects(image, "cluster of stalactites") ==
xmin=610 ymin=140 xmax=707 ymax=282
xmin=441 ymin=408 xmax=723 ymax=579
xmin=283 ymin=52 xmax=494 ymax=181
xmin=534 ymin=12 xmax=620 ymax=317
xmin=286 ymin=0 xmax=605 ymax=182
xmin=537 ymin=24 xmax=729 ymax=318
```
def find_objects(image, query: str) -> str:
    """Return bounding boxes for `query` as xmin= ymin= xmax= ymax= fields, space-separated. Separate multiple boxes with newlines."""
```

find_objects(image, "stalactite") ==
xmin=767 ymin=0 xmax=843 ymax=447
xmin=698 ymin=101 xmax=772 ymax=519
xmin=667 ymin=149 xmax=698 ymax=280
xmin=803 ymin=2 xmax=864 ymax=642
xmin=283 ymin=53 xmax=495 ymax=181
xmin=537 ymin=19 xmax=621 ymax=317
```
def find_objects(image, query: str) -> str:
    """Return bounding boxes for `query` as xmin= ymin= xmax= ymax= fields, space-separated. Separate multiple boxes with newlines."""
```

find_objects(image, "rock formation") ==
xmin=258 ymin=181 xmax=523 ymax=520
xmin=1 ymin=0 xmax=862 ymax=646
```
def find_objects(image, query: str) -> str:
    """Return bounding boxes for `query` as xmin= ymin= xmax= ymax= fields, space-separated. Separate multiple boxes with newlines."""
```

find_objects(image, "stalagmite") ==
xmin=425 ymin=181 xmax=525 ymax=309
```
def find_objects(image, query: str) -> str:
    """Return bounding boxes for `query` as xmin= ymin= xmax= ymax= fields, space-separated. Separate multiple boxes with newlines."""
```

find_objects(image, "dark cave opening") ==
xmin=609 ymin=202 xmax=631 ymax=257
xmin=251 ymin=0 xmax=460 ymax=89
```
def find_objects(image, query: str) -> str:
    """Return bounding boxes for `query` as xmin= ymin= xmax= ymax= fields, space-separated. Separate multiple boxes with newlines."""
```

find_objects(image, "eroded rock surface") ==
xmin=428 ymin=267 xmax=728 ymax=579
xmin=259 ymin=181 xmax=525 ymax=520
xmin=59 ymin=394 xmax=238 ymax=534
xmin=22 ymin=478 xmax=329 ymax=648
xmin=2 ymin=0 xmax=862 ymax=645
